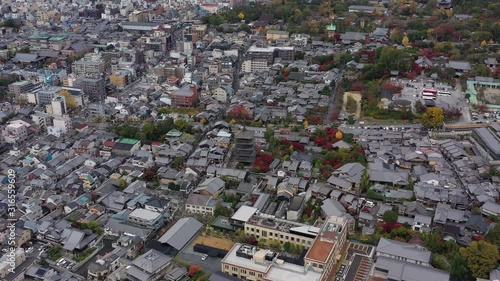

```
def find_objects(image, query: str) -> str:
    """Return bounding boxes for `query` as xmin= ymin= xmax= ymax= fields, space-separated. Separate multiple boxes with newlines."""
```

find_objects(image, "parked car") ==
xmin=201 ymin=254 xmax=208 ymax=261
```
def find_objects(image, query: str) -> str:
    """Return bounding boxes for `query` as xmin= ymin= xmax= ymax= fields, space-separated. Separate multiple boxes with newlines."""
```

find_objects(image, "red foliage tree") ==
xmin=229 ymin=106 xmax=252 ymax=120
xmin=434 ymin=24 xmax=456 ymax=40
xmin=350 ymin=81 xmax=365 ymax=91
xmin=189 ymin=265 xmax=201 ymax=277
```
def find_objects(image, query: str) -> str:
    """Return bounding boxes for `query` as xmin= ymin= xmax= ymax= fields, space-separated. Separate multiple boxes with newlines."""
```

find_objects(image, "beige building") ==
xmin=221 ymin=243 xmax=322 ymax=281
xmin=304 ymin=216 xmax=348 ymax=281
xmin=185 ymin=194 xmax=214 ymax=215
xmin=0 ymin=248 xmax=27 ymax=279
xmin=244 ymin=215 xmax=318 ymax=248
xmin=109 ymin=71 xmax=130 ymax=87
xmin=266 ymin=30 xmax=290 ymax=40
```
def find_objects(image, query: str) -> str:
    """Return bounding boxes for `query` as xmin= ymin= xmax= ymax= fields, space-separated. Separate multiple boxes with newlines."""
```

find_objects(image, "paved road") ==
xmin=177 ymin=246 xmax=223 ymax=274
xmin=324 ymin=67 xmax=344 ymax=124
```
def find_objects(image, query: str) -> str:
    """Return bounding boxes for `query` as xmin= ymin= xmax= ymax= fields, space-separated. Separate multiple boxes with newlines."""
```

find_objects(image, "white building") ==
xmin=47 ymin=115 xmax=72 ymax=137
xmin=51 ymin=96 xmax=67 ymax=117
xmin=2 ymin=123 xmax=28 ymax=144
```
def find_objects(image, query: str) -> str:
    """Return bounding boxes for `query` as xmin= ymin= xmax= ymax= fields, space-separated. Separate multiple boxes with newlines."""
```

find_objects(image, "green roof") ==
xmin=327 ymin=23 xmax=336 ymax=31
xmin=49 ymin=36 xmax=66 ymax=41
xmin=119 ymin=138 xmax=139 ymax=144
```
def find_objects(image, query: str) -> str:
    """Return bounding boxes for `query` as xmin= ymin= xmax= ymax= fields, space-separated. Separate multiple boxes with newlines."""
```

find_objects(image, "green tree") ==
xmin=359 ymin=171 xmax=371 ymax=193
xmin=421 ymin=232 xmax=445 ymax=253
xmin=449 ymin=253 xmax=474 ymax=281
xmin=421 ymin=107 xmax=444 ymax=128
xmin=460 ymin=241 xmax=499 ymax=279
xmin=383 ymin=210 xmax=398 ymax=222
xmin=172 ymin=157 xmax=185 ymax=168
xmin=345 ymin=96 xmax=358 ymax=113
xmin=484 ymin=223 xmax=500 ymax=247
xmin=283 ymin=242 xmax=291 ymax=252
xmin=175 ymin=119 xmax=192 ymax=133
xmin=168 ymin=182 xmax=180 ymax=191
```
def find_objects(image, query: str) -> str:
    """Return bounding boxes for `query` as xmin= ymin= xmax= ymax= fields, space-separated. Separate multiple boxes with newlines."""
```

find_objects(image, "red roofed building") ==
xmin=171 ymin=84 xmax=198 ymax=107
xmin=101 ymin=141 xmax=116 ymax=157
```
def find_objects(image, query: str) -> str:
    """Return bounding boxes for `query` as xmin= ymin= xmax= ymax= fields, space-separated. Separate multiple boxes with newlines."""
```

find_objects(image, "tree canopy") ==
xmin=459 ymin=241 xmax=499 ymax=279
xmin=422 ymin=107 xmax=445 ymax=128
xmin=383 ymin=210 xmax=398 ymax=222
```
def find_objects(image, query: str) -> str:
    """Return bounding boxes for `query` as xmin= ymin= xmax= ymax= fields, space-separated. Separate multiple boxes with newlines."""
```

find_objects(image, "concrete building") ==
xmin=8 ymin=80 xmax=34 ymax=95
xmin=81 ymin=77 xmax=106 ymax=102
xmin=128 ymin=208 xmax=164 ymax=230
xmin=304 ymin=216 xmax=348 ymax=281
xmin=48 ymin=115 xmax=72 ymax=137
xmin=2 ymin=122 xmax=28 ymax=144
xmin=110 ymin=70 xmax=131 ymax=87
xmin=31 ymin=112 xmax=52 ymax=132
xmin=170 ymin=84 xmax=198 ymax=107
xmin=88 ymin=103 xmax=105 ymax=116
xmin=244 ymin=214 xmax=319 ymax=248
xmin=36 ymin=86 xmax=61 ymax=105
xmin=266 ymin=30 xmax=290 ymax=40
xmin=221 ymin=243 xmax=322 ymax=281
xmin=51 ymin=96 xmax=67 ymax=116
xmin=0 ymin=248 xmax=26 ymax=278
xmin=72 ymin=53 xmax=105 ymax=78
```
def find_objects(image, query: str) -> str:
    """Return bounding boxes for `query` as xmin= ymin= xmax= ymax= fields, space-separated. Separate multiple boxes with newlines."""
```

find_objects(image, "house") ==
xmin=193 ymin=177 xmax=225 ymax=198
xmin=286 ymin=195 xmax=305 ymax=221
xmin=376 ymin=238 xmax=431 ymax=266
xmin=484 ymin=58 xmax=498 ymax=69
xmin=411 ymin=214 xmax=432 ymax=232
xmin=126 ymin=249 xmax=180 ymax=281
xmin=144 ymin=197 xmax=170 ymax=213
xmin=331 ymin=162 xmax=366 ymax=188
xmin=481 ymin=201 xmax=500 ymax=217
xmin=446 ymin=60 xmax=471 ymax=74
xmin=185 ymin=194 xmax=215 ymax=215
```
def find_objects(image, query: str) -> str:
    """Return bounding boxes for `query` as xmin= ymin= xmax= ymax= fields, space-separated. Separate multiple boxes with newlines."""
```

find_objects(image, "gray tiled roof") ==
xmin=377 ymin=238 xmax=431 ymax=263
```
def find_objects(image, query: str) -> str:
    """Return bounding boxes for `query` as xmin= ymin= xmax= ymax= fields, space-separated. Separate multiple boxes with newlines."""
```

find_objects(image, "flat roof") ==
xmin=231 ymin=206 xmax=257 ymax=222
xmin=474 ymin=127 xmax=500 ymax=155
xmin=265 ymin=262 xmax=322 ymax=281
xmin=129 ymin=208 xmax=161 ymax=221
xmin=11 ymin=81 xmax=31 ymax=86
xmin=305 ymin=238 xmax=335 ymax=263
xmin=222 ymin=243 xmax=271 ymax=273
xmin=119 ymin=138 xmax=139 ymax=145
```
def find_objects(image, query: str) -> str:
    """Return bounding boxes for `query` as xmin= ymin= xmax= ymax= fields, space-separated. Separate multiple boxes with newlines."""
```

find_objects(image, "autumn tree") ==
xmin=460 ymin=241 xmax=499 ymax=279
xmin=335 ymin=131 xmax=343 ymax=139
xmin=402 ymin=35 xmax=409 ymax=47
xmin=421 ymin=107 xmax=444 ymax=128
xmin=229 ymin=106 xmax=252 ymax=120
xmin=59 ymin=89 xmax=77 ymax=108
xmin=359 ymin=171 xmax=370 ymax=193
xmin=189 ymin=265 xmax=201 ymax=277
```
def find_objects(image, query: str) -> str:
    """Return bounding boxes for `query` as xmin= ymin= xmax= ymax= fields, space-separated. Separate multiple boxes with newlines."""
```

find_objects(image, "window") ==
xmin=249 ymin=272 xmax=255 ymax=276
xmin=232 ymin=267 xmax=238 ymax=272
xmin=224 ymin=265 xmax=229 ymax=269
xmin=262 ymin=231 xmax=267 ymax=237
xmin=319 ymin=264 xmax=324 ymax=269
xmin=241 ymin=269 xmax=246 ymax=275
xmin=258 ymin=274 xmax=263 ymax=278
xmin=291 ymin=237 xmax=295 ymax=241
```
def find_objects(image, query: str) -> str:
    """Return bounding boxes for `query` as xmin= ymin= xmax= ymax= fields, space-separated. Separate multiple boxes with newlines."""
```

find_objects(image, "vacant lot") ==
xmin=192 ymin=235 xmax=235 ymax=251
xmin=343 ymin=91 xmax=362 ymax=119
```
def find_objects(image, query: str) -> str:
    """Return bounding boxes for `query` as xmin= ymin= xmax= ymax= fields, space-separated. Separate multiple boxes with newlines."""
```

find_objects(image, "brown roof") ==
xmin=305 ymin=239 xmax=335 ymax=263
xmin=103 ymin=141 xmax=116 ymax=147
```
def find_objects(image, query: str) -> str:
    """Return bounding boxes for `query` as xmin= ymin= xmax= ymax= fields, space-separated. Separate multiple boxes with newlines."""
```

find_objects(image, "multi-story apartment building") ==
xmin=242 ymin=45 xmax=295 ymax=73
xmin=244 ymin=214 xmax=319 ymax=248
xmin=0 ymin=248 xmax=26 ymax=279
xmin=36 ymin=86 xmax=61 ymax=105
xmin=304 ymin=216 xmax=348 ymax=281
xmin=80 ymin=77 xmax=106 ymax=102
xmin=51 ymin=96 xmax=67 ymax=116
xmin=8 ymin=81 xmax=34 ymax=95
xmin=128 ymin=208 xmax=163 ymax=230
xmin=72 ymin=53 xmax=105 ymax=78
xmin=170 ymin=84 xmax=198 ymax=107
xmin=31 ymin=112 xmax=52 ymax=132
xmin=2 ymin=123 xmax=28 ymax=144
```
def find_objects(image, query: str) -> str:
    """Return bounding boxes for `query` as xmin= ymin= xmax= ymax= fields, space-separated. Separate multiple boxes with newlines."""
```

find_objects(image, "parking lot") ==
xmin=177 ymin=244 xmax=223 ymax=274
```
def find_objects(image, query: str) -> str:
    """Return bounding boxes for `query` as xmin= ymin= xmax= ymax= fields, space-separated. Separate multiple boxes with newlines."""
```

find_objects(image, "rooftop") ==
xmin=247 ymin=214 xmax=320 ymax=238
xmin=129 ymin=208 xmax=162 ymax=221
xmin=222 ymin=244 xmax=272 ymax=273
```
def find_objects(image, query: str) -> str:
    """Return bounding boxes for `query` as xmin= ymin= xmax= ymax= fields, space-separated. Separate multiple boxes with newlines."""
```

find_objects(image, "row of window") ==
xmin=245 ymin=226 xmax=312 ymax=245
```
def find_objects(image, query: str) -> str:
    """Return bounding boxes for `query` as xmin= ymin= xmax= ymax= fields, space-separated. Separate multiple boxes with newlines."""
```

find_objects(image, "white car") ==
xmin=201 ymin=254 xmax=208 ymax=261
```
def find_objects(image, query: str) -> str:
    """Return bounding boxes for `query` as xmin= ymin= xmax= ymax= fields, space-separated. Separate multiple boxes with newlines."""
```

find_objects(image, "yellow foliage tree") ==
xmin=303 ymin=120 xmax=309 ymax=129
xmin=481 ymin=40 xmax=487 ymax=46
xmin=230 ymin=119 xmax=237 ymax=124
xmin=59 ymin=89 xmax=77 ymax=108
xmin=335 ymin=131 xmax=343 ymax=139
xmin=238 ymin=12 xmax=245 ymax=20
xmin=402 ymin=35 xmax=409 ymax=47
xmin=422 ymin=107 xmax=444 ymax=128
